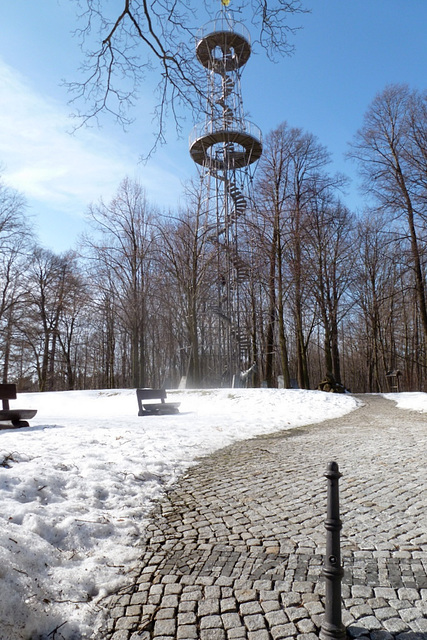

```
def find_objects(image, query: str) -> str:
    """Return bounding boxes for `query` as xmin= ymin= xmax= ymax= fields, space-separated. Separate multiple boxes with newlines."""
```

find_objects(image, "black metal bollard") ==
xmin=319 ymin=461 xmax=347 ymax=640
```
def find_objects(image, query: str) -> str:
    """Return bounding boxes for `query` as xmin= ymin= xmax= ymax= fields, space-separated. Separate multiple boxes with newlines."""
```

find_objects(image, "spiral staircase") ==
xmin=189 ymin=13 xmax=262 ymax=384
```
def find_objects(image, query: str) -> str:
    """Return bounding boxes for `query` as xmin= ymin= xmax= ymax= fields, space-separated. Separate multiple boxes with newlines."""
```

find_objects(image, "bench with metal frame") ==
xmin=136 ymin=388 xmax=180 ymax=416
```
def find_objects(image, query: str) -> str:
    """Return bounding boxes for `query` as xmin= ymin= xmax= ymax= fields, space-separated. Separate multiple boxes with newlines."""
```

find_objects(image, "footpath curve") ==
xmin=102 ymin=394 xmax=427 ymax=640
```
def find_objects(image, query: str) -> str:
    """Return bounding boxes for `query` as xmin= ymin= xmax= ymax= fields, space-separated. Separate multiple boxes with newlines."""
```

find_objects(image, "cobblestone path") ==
xmin=102 ymin=394 xmax=427 ymax=640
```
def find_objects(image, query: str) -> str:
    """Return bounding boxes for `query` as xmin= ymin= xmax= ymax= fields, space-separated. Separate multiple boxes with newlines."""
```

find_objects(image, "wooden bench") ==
xmin=0 ymin=383 xmax=37 ymax=428
xmin=136 ymin=388 xmax=180 ymax=416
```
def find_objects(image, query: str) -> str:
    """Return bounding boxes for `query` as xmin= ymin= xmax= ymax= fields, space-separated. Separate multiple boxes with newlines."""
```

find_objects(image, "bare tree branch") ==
xmin=66 ymin=0 xmax=309 ymax=156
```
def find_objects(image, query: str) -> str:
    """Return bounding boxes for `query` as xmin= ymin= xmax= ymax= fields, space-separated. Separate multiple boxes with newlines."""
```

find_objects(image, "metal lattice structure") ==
xmin=189 ymin=11 xmax=262 ymax=386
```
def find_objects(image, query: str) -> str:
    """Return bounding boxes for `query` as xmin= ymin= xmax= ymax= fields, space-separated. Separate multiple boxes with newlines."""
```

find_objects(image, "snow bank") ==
xmin=384 ymin=391 xmax=427 ymax=412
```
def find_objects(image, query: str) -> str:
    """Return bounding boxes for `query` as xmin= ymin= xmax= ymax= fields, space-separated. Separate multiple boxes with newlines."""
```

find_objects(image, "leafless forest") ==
xmin=1 ymin=85 xmax=426 ymax=393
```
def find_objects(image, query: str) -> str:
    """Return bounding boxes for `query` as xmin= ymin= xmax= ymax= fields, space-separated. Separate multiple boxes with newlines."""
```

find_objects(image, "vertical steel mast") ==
xmin=189 ymin=6 xmax=262 ymax=386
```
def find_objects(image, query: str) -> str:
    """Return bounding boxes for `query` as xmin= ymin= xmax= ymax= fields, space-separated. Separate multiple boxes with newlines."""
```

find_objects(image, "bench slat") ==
xmin=136 ymin=389 xmax=167 ymax=402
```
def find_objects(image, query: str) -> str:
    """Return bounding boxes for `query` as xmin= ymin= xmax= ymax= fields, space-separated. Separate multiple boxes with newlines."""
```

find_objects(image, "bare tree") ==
xmin=349 ymin=84 xmax=427 ymax=355
xmin=67 ymin=1 xmax=308 ymax=151
xmin=305 ymin=193 xmax=355 ymax=385
xmin=254 ymin=122 xmax=346 ymax=388
xmin=155 ymin=182 xmax=215 ymax=386
xmin=83 ymin=177 xmax=155 ymax=388
xmin=0 ymin=180 xmax=33 ymax=383
xmin=253 ymin=125 xmax=293 ymax=387
xmin=19 ymin=249 xmax=82 ymax=391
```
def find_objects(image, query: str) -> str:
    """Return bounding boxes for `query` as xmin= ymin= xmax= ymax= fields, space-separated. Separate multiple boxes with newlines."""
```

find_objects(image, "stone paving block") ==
xmin=281 ymin=593 xmax=302 ymax=607
xmin=284 ymin=606 xmax=309 ymax=622
xmin=367 ymin=597 xmax=387 ymax=608
xmin=197 ymin=576 xmax=216 ymax=586
xmin=181 ymin=586 xmax=202 ymax=599
xmin=160 ymin=594 xmax=179 ymax=608
xmin=221 ymin=612 xmax=242 ymax=629
xmin=177 ymin=611 xmax=196 ymax=625
xmin=142 ymin=604 xmax=156 ymax=617
xmin=221 ymin=597 xmax=238 ymax=613
xmin=293 ymin=581 xmax=314 ymax=593
xmin=301 ymin=593 xmax=320 ymax=604
xmin=253 ymin=579 xmax=274 ymax=591
xmin=125 ymin=605 xmax=142 ymax=617
xmin=313 ymin=582 xmax=326 ymax=596
xmin=352 ymin=585 xmax=374 ymax=598
xmin=346 ymin=598 xmax=366 ymax=607
xmin=270 ymin=625 xmax=296 ymax=640
xmin=130 ymin=591 xmax=148 ymax=606
xmin=296 ymin=617 xmax=316 ymax=634
xmin=415 ymin=598 xmax=427 ymax=614
xmin=164 ymin=583 xmax=183 ymax=595
xmin=115 ymin=616 xmax=139 ymax=630
xmin=369 ymin=631 xmax=393 ymax=640
xmin=110 ymin=606 xmax=125 ymax=619
xmin=247 ymin=630 xmax=270 ymax=640
xmin=397 ymin=587 xmax=421 ymax=601
xmin=178 ymin=599 xmax=197 ymax=613
xmin=373 ymin=588 xmax=396 ymax=600
xmin=350 ymin=604 xmax=374 ymax=618
xmin=357 ymin=616 xmax=383 ymax=630
xmin=111 ymin=632 xmax=130 ymax=640
xmin=303 ymin=600 xmax=324 ymax=616
xmin=200 ymin=629 xmax=226 ymax=640
xmin=398 ymin=606 xmax=421 ymax=622
xmin=235 ymin=589 xmax=258 ymax=603
xmin=410 ymin=617 xmax=427 ymax=632
xmin=200 ymin=614 xmax=224 ymax=629
xmin=383 ymin=617 xmax=409 ymax=633
xmin=153 ymin=618 xmax=176 ymax=636
xmin=176 ymin=623 xmax=198 ymax=638
xmin=342 ymin=610 xmax=355 ymax=626
xmin=374 ymin=606 xmax=398 ymax=621
xmin=227 ymin=626 xmax=248 ymax=638
xmin=199 ymin=599 xmax=221 ymax=616
xmin=389 ymin=598 xmax=412 ymax=610
xmin=240 ymin=600 xmax=263 ymax=615
xmin=265 ymin=608 xmax=289 ymax=627
xmin=162 ymin=560 xmax=182 ymax=575
xmin=243 ymin=613 xmax=267 ymax=631
xmin=260 ymin=599 xmax=281 ymax=613
xmin=148 ymin=593 xmax=163 ymax=605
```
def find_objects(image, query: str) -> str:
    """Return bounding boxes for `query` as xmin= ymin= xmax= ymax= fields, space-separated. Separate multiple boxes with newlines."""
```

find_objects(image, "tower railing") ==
xmin=195 ymin=19 xmax=251 ymax=47
xmin=189 ymin=118 xmax=262 ymax=149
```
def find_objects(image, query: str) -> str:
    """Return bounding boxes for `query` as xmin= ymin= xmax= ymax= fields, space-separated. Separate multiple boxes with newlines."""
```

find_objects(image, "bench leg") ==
xmin=12 ymin=419 xmax=29 ymax=428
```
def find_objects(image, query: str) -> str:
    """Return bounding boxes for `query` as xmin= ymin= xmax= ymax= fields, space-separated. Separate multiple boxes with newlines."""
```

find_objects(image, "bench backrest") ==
xmin=0 ymin=384 xmax=17 ymax=400
xmin=136 ymin=388 xmax=167 ymax=401
xmin=0 ymin=383 xmax=17 ymax=411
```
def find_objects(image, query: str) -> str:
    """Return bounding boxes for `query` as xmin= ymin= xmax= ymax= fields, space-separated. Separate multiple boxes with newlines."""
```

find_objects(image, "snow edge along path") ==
xmin=0 ymin=388 xmax=360 ymax=639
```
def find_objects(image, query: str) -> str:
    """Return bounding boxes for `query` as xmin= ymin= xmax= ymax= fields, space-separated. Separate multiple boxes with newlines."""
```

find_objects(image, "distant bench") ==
xmin=0 ymin=383 xmax=37 ymax=428
xmin=136 ymin=388 xmax=180 ymax=416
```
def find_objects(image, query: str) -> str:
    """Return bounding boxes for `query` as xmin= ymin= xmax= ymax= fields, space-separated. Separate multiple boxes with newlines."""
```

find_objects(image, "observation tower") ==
xmin=189 ymin=6 xmax=262 ymax=386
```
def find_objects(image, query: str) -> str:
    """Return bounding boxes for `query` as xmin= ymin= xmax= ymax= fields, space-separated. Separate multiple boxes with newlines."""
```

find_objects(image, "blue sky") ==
xmin=1 ymin=1 xmax=426 ymax=252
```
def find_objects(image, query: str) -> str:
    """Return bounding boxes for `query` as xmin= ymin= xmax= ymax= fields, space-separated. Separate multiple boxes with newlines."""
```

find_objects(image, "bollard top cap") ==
xmin=324 ymin=461 xmax=342 ymax=479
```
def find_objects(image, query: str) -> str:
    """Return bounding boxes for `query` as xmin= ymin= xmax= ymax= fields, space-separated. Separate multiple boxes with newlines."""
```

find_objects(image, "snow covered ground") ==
xmin=0 ymin=387 xmax=398 ymax=639
xmin=384 ymin=391 xmax=427 ymax=412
